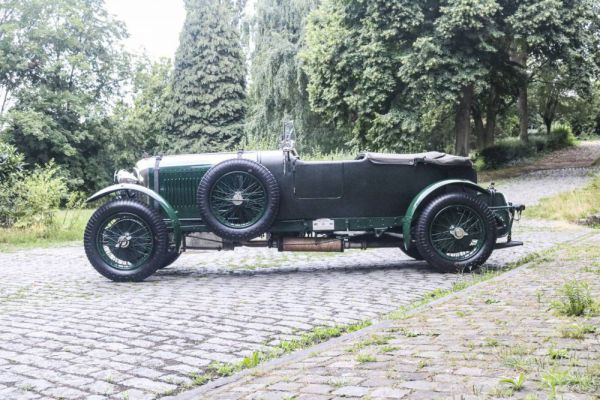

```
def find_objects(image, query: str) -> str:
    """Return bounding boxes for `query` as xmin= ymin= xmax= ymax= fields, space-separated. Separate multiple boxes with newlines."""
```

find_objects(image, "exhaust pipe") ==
xmin=280 ymin=237 xmax=344 ymax=252
xmin=279 ymin=237 xmax=402 ymax=252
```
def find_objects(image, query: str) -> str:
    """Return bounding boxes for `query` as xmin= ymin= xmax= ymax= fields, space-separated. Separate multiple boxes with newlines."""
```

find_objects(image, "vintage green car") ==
xmin=84 ymin=140 xmax=524 ymax=281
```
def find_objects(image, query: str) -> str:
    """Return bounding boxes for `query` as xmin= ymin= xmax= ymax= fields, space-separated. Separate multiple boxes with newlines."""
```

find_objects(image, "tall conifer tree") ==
xmin=169 ymin=0 xmax=246 ymax=153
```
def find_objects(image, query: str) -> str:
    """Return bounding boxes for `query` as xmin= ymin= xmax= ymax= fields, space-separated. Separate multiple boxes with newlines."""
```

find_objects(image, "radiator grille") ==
xmin=158 ymin=169 xmax=205 ymax=217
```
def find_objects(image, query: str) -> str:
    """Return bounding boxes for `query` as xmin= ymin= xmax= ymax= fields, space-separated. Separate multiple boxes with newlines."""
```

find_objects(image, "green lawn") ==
xmin=0 ymin=209 xmax=93 ymax=252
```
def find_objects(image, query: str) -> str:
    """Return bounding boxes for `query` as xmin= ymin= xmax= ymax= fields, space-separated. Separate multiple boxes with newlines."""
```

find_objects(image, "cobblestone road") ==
xmin=196 ymin=233 xmax=600 ymax=400
xmin=0 ymin=168 xmax=597 ymax=399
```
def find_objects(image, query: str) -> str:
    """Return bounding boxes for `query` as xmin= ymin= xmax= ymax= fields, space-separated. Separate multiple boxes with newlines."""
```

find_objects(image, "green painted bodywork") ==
xmin=89 ymin=151 xmax=521 ymax=252
xmin=150 ymin=165 xmax=211 ymax=219
xmin=401 ymin=179 xmax=490 ymax=250
xmin=87 ymin=183 xmax=182 ymax=251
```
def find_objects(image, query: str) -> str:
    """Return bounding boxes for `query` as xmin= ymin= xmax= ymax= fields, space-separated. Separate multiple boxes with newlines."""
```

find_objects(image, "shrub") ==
xmin=477 ymin=138 xmax=535 ymax=169
xmin=547 ymin=124 xmax=576 ymax=150
xmin=0 ymin=159 xmax=68 ymax=228
xmin=0 ymin=142 xmax=25 ymax=182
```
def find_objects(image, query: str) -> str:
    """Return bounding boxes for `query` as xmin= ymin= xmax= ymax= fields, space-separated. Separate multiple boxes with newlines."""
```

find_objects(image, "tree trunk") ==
xmin=455 ymin=85 xmax=473 ymax=156
xmin=517 ymin=84 xmax=529 ymax=142
xmin=511 ymin=46 xmax=529 ymax=143
xmin=484 ymin=86 xmax=497 ymax=148
xmin=485 ymin=108 xmax=496 ymax=148
xmin=473 ymin=105 xmax=485 ymax=150
xmin=544 ymin=118 xmax=552 ymax=134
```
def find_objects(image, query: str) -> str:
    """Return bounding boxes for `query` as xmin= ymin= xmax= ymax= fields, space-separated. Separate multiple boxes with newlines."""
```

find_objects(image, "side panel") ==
xmin=269 ymin=157 xmax=477 ymax=221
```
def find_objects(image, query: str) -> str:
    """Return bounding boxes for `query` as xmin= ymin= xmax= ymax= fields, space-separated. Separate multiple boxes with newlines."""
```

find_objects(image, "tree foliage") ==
xmin=111 ymin=56 xmax=173 ymax=167
xmin=0 ymin=0 xmax=129 ymax=190
xmin=246 ymin=0 xmax=344 ymax=152
xmin=168 ymin=0 xmax=246 ymax=153
xmin=302 ymin=0 xmax=599 ymax=155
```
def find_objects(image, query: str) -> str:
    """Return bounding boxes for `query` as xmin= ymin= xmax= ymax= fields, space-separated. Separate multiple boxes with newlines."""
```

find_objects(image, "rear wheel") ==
xmin=400 ymin=245 xmax=424 ymax=260
xmin=415 ymin=192 xmax=496 ymax=273
xmin=84 ymin=200 xmax=167 ymax=282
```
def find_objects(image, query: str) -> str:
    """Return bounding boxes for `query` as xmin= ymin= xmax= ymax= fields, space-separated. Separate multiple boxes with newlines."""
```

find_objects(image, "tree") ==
xmin=505 ymin=0 xmax=599 ymax=142
xmin=246 ymin=0 xmax=343 ymax=152
xmin=110 ymin=56 xmax=173 ymax=168
xmin=0 ymin=0 xmax=129 ymax=190
xmin=168 ymin=0 xmax=246 ymax=153
xmin=303 ymin=0 xmax=500 ymax=155
xmin=303 ymin=0 xmax=599 ymax=155
xmin=303 ymin=0 xmax=429 ymax=152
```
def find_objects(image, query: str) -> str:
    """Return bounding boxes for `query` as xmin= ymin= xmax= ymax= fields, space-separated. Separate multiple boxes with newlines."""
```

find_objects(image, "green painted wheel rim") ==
xmin=209 ymin=171 xmax=267 ymax=229
xmin=96 ymin=213 xmax=154 ymax=270
xmin=428 ymin=205 xmax=486 ymax=261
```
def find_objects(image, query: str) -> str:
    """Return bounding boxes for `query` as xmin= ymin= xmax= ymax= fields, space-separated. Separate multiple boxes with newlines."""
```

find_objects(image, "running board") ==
xmin=494 ymin=240 xmax=524 ymax=250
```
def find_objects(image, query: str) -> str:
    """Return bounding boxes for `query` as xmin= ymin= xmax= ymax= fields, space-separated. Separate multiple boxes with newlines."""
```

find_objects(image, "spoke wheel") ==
xmin=97 ymin=213 xmax=154 ymax=270
xmin=209 ymin=171 xmax=267 ymax=229
xmin=429 ymin=205 xmax=485 ymax=261
xmin=415 ymin=192 xmax=497 ymax=273
xmin=84 ymin=200 xmax=168 ymax=282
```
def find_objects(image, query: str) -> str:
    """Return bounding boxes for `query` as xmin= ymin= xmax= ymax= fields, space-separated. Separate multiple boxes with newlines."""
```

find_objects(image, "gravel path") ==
xmin=0 ymin=167 xmax=597 ymax=399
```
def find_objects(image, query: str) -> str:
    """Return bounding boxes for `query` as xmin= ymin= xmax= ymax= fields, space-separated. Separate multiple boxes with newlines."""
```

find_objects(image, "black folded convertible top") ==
xmin=356 ymin=151 xmax=473 ymax=167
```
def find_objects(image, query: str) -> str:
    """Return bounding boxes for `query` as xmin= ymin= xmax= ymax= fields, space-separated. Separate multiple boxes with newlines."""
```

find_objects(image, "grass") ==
xmin=500 ymin=372 xmax=526 ymax=391
xmin=559 ymin=323 xmax=597 ymax=339
xmin=547 ymin=347 xmax=570 ymax=360
xmin=525 ymin=173 xmax=600 ymax=224
xmin=182 ymin=321 xmax=372 ymax=392
xmin=550 ymin=281 xmax=598 ymax=317
xmin=355 ymin=354 xmax=377 ymax=363
xmin=0 ymin=208 xmax=92 ymax=252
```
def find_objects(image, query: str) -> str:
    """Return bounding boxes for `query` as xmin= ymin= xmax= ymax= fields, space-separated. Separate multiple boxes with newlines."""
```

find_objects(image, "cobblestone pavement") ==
xmin=196 ymin=232 xmax=600 ymax=400
xmin=0 ymin=167 xmax=596 ymax=400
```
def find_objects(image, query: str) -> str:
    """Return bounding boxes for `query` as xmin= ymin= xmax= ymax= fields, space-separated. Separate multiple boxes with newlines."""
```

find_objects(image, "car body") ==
xmin=84 ymin=146 xmax=525 ymax=281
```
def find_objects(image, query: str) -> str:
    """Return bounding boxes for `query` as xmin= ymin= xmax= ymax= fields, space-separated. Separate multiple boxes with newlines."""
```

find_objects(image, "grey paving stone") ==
xmin=0 ymin=168 xmax=595 ymax=399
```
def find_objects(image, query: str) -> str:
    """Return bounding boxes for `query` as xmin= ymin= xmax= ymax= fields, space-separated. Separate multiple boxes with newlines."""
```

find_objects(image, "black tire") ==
xmin=197 ymin=159 xmax=280 ymax=242
xmin=400 ymin=245 xmax=424 ymax=260
xmin=415 ymin=192 xmax=497 ymax=273
xmin=159 ymin=251 xmax=181 ymax=269
xmin=84 ymin=199 xmax=168 ymax=282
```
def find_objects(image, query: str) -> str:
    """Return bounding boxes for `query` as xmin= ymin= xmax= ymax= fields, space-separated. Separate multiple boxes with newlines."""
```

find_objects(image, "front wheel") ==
xmin=415 ymin=192 xmax=497 ymax=273
xmin=158 ymin=251 xmax=181 ymax=269
xmin=84 ymin=199 xmax=168 ymax=282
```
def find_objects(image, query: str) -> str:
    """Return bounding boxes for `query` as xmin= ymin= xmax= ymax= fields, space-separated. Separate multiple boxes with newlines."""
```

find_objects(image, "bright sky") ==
xmin=105 ymin=0 xmax=256 ymax=60
xmin=105 ymin=0 xmax=186 ymax=60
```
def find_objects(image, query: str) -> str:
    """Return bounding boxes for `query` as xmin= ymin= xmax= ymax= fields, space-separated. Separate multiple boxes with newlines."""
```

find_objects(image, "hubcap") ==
xmin=96 ymin=213 xmax=154 ymax=270
xmin=231 ymin=191 xmax=244 ymax=206
xmin=429 ymin=205 xmax=485 ymax=261
xmin=450 ymin=226 xmax=467 ymax=240
xmin=209 ymin=171 xmax=267 ymax=229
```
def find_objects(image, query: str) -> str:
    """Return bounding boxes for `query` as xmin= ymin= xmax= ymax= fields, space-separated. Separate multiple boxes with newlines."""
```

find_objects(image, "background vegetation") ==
xmin=0 ymin=0 xmax=599 ymax=244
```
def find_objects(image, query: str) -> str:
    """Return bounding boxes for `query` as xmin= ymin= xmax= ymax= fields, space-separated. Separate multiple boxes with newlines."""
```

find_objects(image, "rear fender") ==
xmin=87 ymin=184 xmax=182 ymax=251
xmin=402 ymin=180 xmax=490 ymax=250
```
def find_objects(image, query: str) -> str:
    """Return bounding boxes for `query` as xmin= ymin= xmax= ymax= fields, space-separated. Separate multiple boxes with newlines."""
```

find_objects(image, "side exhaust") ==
xmin=278 ymin=237 xmax=401 ymax=252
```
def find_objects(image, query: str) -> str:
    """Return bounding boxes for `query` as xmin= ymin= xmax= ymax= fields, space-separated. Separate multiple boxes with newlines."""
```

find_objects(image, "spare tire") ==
xmin=197 ymin=159 xmax=280 ymax=242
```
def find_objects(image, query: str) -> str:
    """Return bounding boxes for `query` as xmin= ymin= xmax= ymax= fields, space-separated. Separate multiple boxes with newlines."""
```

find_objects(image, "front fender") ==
xmin=87 ymin=184 xmax=182 ymax=251
xmin=402 ymin=179 xmax=489 ymax=250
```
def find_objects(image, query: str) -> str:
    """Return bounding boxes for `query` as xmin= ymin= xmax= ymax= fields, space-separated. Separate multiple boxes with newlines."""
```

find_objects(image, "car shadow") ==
xmin=151 ymin=259 xmax=468 ymax=280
